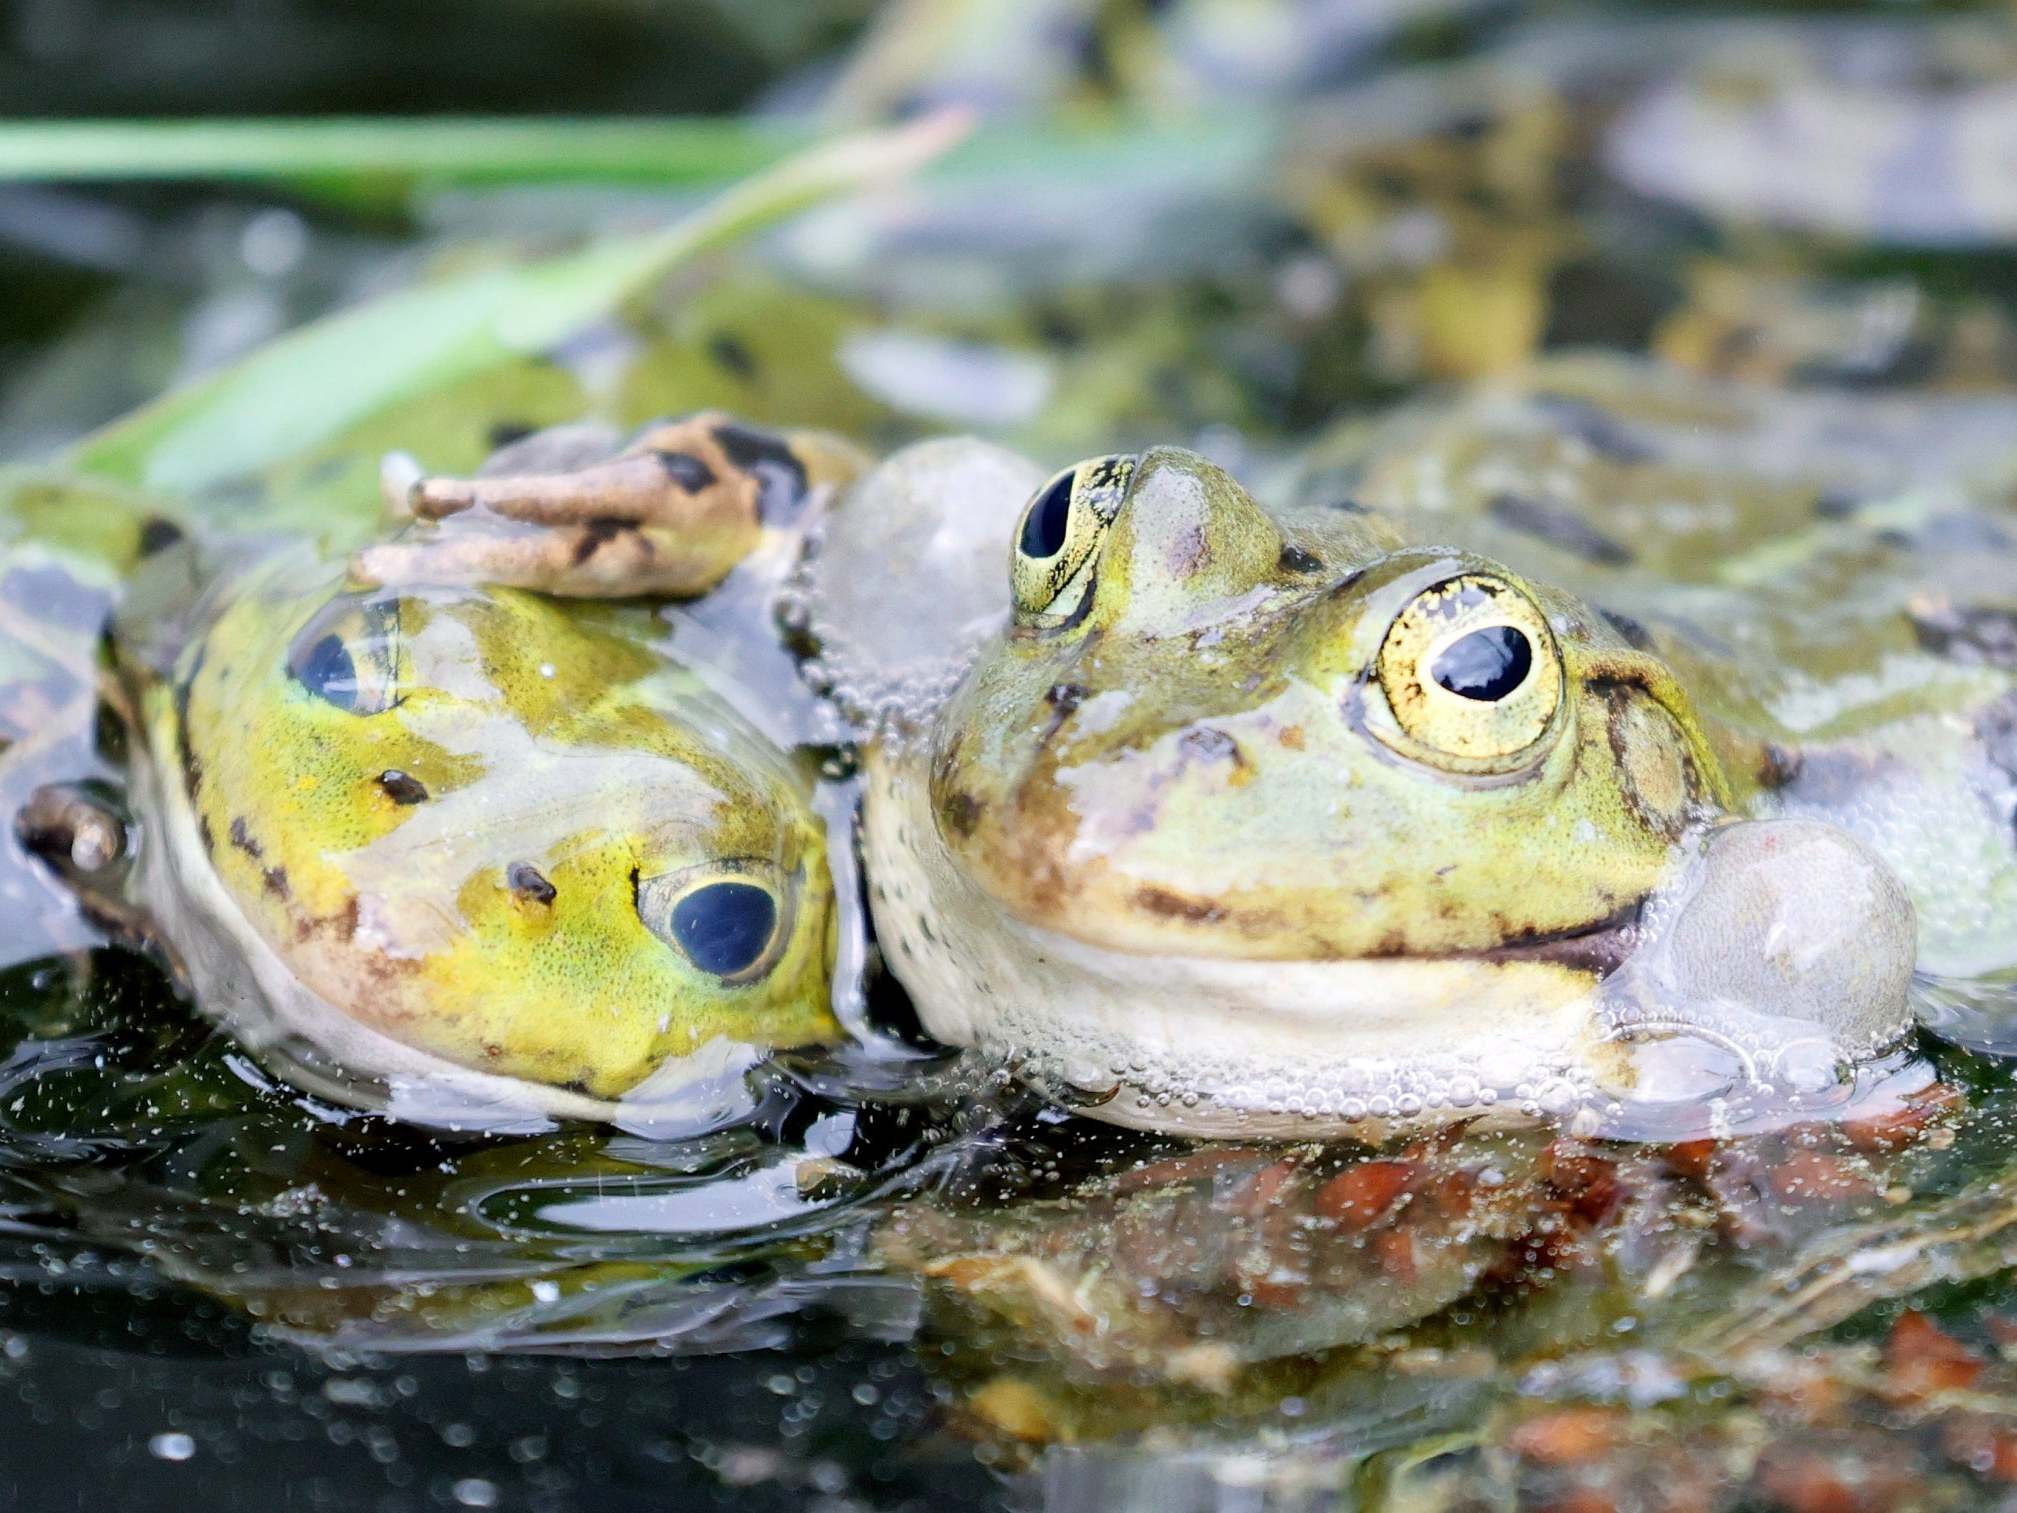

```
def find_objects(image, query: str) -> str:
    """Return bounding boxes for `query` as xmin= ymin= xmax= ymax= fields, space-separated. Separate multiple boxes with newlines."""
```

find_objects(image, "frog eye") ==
xmin=1373 ymin=573 xmax=1563 ymax=767
xmin=636 ymin=860 xmax=792 ymax=983
xmin=1009 ymin=454 xmax=1136 ymax=627
xmin=286 ymin=595 xmax=406 ymax=714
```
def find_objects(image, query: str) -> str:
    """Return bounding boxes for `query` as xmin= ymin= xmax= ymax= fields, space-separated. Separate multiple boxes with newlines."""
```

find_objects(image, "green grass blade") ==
xmin=0 ymin=116 xmax=812 ymax=192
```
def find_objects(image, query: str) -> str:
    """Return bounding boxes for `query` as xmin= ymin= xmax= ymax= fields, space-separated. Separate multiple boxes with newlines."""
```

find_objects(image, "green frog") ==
xmin=372 ymin=354 xmax=2017 ymax=1143
xmin=14 ymin=415 xmax=856 ymax=1132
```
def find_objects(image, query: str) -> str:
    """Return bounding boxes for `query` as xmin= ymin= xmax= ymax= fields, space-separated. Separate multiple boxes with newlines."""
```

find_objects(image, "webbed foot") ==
xmin=357 ymin=413 xmax=827 ymax=599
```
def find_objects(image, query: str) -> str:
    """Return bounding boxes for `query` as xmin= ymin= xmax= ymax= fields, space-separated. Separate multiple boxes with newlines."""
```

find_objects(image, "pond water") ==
xmin=9 ymin=2 xmax=2017 ymax=1509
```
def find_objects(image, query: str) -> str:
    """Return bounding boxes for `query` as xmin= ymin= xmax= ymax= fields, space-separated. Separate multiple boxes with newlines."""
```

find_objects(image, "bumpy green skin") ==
xmin=130 ymin=544 xmax=836 ymax=1110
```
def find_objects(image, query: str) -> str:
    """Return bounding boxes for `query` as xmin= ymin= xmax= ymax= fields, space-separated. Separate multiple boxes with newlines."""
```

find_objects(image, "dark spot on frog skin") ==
xmin=197 ymin=815 xmax=216 ymax=856
xmin=1528 ymin=394 xmax=1659 ymax=464
xmin=1037 ymin=682 xmax=1086 ymax=747
xmin=487 ymin=420 xmax=536 ymax=450
xmin=1597 ymin=606 xmax=1656 ymax=652
xmin=1278 ymin=543 xmax=1324 ymax=574
xmin=940 ymin=791 xmax=982 ymax=839
xmin=1909 ymin=600 xmax=2017 ymax=669
xmin=1134 ymin=886 xmax=1226 ymax=924
xmin=1488 ymin=493 xmax=1635 ymax=567
xmin=712 ymin=423 xmax=809 ymax=524
xmin=1814 ymin=490 xmax=1862 ymax=520
xmin=228 ymin=817 xmax=263 ymax=860
xmin=706 ymin=333 xmax=758 ymax=380
xmin=571 ymin=517 xmax=632 ymax=566
xmin=507 ymin=862 xmax=557 ymax=905
xmin=377 ymin=770 xmax=429 ymax=805
xmin=136 ymin=516 xmax=185 ymax=557
xmin=262 ymin=865 xmax=289 ymax=900
xmin=1329 ymin=497 xmax=1371 ymax=515
xmin=653 ymin=451 xmax=718 ymax=493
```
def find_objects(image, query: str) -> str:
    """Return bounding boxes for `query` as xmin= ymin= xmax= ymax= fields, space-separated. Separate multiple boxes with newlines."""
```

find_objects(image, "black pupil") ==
xmin=1018 ymin=473 xmax=1074 ymax=560
xmin=1431 ymin=625 xmax=1533 ymax=702
xmin=671 ymin=882 xmax=777 ymax=977
xmin=293 ymin=633 xmax=362 ymax=711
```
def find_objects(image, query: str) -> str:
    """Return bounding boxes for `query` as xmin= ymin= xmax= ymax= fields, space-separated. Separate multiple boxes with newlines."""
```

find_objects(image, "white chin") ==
xmin=864 ymin=755 xmax=1623 ymax=1139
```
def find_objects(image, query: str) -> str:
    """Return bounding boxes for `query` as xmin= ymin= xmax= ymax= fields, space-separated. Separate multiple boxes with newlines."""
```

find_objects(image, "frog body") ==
xmin=805 ymin=428 xmax=1922 ymax=1136
xmin=14 ymin=415 xmax=852 ymax=1130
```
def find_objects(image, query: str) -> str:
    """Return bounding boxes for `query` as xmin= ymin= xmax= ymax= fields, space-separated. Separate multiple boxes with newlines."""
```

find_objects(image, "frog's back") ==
xmin=1287 ymin=354 xmax=2017 ymax=983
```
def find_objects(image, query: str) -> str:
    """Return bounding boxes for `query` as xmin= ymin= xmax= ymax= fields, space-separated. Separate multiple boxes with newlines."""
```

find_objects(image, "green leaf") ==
xmin=0 ymin=116 xmax=809 ymax=194
xmin=61 ymin=112 xmax=967 ymax=501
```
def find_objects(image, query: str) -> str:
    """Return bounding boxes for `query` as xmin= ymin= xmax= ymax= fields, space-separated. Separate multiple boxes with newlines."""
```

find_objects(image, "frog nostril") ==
xmin=506 ymin=862 xmax=556 ymax=905
xmin=377 ymin=769 xmax=428 ymax=805
xmin=1278 ymin=543 xmax=1323 ymax=574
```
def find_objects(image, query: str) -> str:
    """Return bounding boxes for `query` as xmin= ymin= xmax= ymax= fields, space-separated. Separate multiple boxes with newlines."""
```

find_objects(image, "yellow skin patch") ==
xmin=146 ymin=548 xmax=836 ymax=1100
xmin=928 ymin=447 xmax=1731 ymax=967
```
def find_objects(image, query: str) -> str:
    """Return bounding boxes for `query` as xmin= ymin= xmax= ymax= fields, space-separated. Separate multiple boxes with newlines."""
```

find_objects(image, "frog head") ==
xmin=929 ymin=446 xmax=1731 ymax=967
xmin=852 ymin=445 xmax=1922 ymax=1135
xmin=152 ymin=553 xmax=836 ymax=1115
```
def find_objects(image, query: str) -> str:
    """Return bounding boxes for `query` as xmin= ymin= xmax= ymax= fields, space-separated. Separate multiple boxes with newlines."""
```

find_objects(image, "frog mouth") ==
xmin=1466 ymin=899 xmax=1646 ymax=977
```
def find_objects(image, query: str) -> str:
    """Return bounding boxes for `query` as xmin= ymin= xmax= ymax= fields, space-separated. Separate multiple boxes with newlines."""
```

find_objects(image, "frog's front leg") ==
xmin=357 ymin=412 xmax=856 ymax=599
